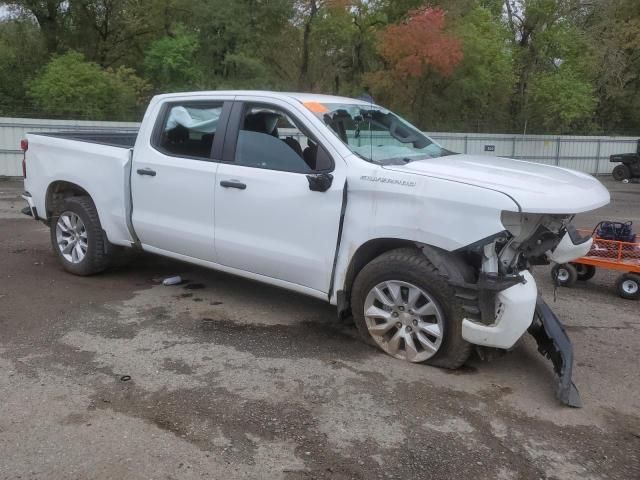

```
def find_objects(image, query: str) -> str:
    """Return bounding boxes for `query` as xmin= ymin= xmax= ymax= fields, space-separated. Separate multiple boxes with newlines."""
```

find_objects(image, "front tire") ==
xmin=351 ymin=248 xmax=471 ymax=369
xmin=50 ymin=196 xmax=112 ymax=275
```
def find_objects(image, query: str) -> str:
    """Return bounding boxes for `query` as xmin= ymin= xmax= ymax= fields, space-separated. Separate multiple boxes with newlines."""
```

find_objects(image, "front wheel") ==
xmin=351 ymin=248 xmax=471 ymax=369
xmin=50 ymin=196 xmax=112 ymax=275
xmin=616 ymin=273 xmax=640 ymax=300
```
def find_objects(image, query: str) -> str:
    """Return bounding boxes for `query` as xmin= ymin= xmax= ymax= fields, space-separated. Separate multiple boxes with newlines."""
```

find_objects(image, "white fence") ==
xmin=0 ymin=117 xmax=139 ymax=176
xmin=428 ymin=132 xmax=638 ymax=176
xmin=0 ymin=116 xmax=637 ymax=177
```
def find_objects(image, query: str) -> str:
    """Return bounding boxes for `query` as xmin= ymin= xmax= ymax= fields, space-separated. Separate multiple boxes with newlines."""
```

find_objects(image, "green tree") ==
xmin=438 ymin=5 xmax=515 ymax=131
xmin=29 ymin=51 xmax=146 ymax=119
xmin=143 ymin=28 xmax=204 ymax=92
xmin=586 ymin=0 xmax=640 ymax=134
xmin=0 ymin=0 xmax=66 ymax=53
xmin=0 ymin=19 xmax=47 ymax=115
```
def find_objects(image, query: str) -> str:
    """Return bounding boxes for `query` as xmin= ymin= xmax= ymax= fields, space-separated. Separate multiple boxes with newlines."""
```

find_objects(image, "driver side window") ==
xmin=234 ymin=104 xmax=332 ymax=173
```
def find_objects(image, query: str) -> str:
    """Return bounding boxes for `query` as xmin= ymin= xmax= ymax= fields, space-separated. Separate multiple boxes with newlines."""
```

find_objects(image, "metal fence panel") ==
xmin=0 ymin=116 xmax=637 ymax=176
xmin=0 ymin=117 xmax=139 ymax=177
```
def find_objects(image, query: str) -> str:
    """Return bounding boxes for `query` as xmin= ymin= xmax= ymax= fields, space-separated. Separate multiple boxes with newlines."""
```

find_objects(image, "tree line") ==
xmin=0 ymin=0 xmax=638 ymax=135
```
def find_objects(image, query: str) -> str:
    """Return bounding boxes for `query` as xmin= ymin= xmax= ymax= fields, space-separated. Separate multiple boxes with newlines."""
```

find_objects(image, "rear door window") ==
xmin=154 ymin=103 xmax=224 ymax=159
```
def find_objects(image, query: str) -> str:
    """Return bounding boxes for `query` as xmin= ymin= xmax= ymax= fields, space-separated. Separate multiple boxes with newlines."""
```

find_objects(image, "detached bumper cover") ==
xmin=461 ymin=270 xmax=537 ymax=349
xmin=528 ymin=297 xmax=582 ymax=408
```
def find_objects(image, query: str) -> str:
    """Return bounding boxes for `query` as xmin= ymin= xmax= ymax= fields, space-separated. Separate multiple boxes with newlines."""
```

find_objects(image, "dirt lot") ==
xmin=0 ymin=177 xmax=639 ymax=480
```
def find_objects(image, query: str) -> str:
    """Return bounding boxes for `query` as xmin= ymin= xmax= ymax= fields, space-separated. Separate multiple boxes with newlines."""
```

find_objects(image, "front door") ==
xmin=214 ymin=100 xmax=345 ymax=293
xmin=131 ymin=99 xmax=231 ymax=261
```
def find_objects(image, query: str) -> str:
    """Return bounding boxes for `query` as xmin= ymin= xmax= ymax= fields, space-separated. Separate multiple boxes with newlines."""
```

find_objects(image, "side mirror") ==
xmin=306 ymin=173 xmax=333 ymax=192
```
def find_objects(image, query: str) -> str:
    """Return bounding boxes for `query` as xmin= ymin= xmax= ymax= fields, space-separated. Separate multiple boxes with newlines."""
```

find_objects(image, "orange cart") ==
xmin=551 ymin=228 xmax=640 ymax=300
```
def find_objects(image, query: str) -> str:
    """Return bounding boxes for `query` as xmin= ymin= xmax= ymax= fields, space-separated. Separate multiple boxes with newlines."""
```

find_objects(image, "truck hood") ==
xmin=383 ymin=154 xmax=610 ymax=214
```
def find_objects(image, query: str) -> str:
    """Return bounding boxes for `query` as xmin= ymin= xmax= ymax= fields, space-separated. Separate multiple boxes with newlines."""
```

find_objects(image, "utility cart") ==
xmin=610 ymin=139 xmax=640 ymax=181
xmin=552 ymin=222 xmax=640 ymax=299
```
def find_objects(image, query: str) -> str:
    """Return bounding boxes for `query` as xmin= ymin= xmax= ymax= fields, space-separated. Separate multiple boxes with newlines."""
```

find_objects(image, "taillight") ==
xmin=20 ymin=139 xmax=28 ymax=179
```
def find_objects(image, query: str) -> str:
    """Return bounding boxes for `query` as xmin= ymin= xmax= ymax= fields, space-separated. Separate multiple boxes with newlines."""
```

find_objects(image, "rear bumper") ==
xmin=461 ymin=270 xmax=537 ymax=349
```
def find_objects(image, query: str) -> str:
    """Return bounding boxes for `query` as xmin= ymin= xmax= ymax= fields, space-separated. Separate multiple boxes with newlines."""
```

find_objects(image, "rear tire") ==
xmin=573 ymin=263 xmax=596 ymax=281
xmin=50 ymin=196 xmax=112 ymax=275
xmin=612 ymin=164 xmax=630 ymax=181
xmin=551 ymin=263 xmax=577 ymax=287
xmin=616 ymin=273 xmax=640 ymax=300
xmin=351 ymin=247 xmax=471 ymax=369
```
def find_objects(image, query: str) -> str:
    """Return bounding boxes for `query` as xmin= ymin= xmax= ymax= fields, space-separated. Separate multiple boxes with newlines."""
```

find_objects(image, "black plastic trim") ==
xmin=529 ymin=297 xmax=582 ymax=408
xmin=454 ymin=230 xmax=510 ymax=253
xmin=220 ymin=180 xmax=247 ymax=190
xmin=328 ymin=180 xmax=348 ymax=300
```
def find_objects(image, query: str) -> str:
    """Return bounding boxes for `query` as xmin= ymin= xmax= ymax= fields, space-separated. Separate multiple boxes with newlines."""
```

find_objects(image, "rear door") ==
xmin=131 ymin=98 xmax=232 ymax=261
xmin=214 ymin=97 xmax=346 ymax=294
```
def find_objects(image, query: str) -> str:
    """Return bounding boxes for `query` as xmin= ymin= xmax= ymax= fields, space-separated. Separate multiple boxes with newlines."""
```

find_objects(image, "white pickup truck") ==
xmin=21 ymin=91 xmax=610 ymax=406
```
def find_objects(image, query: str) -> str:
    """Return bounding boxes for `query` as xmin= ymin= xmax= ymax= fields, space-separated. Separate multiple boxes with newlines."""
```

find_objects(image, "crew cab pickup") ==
xmin=21 ymin=91 xmax=610 ymax=406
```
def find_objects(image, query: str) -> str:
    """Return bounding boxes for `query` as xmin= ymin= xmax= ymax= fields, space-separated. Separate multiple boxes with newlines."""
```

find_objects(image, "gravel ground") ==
xmin=0 ymin=177 xmax=639 ymax=480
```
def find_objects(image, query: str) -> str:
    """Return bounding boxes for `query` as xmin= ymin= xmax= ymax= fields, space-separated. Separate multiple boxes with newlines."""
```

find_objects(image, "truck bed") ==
xmin=30 ymin=130 xmax=138 ymax=149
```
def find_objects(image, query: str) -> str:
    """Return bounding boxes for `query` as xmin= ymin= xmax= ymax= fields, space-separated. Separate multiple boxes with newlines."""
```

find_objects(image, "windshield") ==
xmin=303 ymin=102 xmax=453 ymax=164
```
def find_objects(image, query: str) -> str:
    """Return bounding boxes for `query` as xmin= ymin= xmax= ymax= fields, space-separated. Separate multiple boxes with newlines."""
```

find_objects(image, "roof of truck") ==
xmin=153 ymin=91 xmax=373 ymax=106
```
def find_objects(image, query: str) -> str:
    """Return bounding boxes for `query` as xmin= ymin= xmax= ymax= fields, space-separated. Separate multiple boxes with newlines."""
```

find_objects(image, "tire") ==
xmin=616 ymin=273 xmax=640 ymax=300
xmin=612 ymin=164 xmax=630 ymax=181
xmin=573 ymin=263 xmax=596 ymax=281
xmin=49 ymin=196 xmax=112 ymax=275
xmin=351 ymin=247 xmax=471 ymax=369
xmin=551 ymin=263 xmax=577 ymax=287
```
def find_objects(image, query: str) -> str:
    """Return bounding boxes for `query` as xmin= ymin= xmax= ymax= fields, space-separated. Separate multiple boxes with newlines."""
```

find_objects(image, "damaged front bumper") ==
xmin=460 ymin=271 xmax=581 ymax=407
xmin=461 ymin=270 xmax=537 ymax=349
xmin=528 ymin=297 xmax=582 ymax=407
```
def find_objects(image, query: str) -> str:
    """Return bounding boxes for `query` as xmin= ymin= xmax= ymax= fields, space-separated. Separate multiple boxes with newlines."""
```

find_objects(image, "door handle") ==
xmin=137 ymin=168 xmax=156 ymax=177
xmin=220 ymin=180 xmax=246 ymax=190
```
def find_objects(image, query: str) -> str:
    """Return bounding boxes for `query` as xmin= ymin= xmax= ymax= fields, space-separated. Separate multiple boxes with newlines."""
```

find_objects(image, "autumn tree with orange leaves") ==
xmin=365 ymin=7 xmax=463 ymax=118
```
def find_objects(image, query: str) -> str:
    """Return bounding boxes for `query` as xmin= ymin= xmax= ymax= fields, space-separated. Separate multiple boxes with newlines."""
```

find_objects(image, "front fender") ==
xmin=330 ymin=170 xmax=518 ymax=303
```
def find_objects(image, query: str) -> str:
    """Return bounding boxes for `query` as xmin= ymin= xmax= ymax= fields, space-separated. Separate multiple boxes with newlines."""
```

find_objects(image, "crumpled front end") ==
xmin=454 ymin=212 xmax=590 ymax=407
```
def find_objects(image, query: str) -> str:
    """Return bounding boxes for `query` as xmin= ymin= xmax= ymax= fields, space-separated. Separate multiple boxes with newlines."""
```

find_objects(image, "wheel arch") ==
xmin=336 ymin=238 xmax=416 ymax=317
xmin=337 ymin=238 xmax=477 ymax=319
xmin=45 ymin=180 xmax=92 ymax=219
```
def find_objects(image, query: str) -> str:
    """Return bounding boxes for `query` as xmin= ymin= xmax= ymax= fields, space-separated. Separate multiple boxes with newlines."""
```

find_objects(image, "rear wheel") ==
xmin=616 ymin=273 xmax=640 ymax=300
xmin=551 ymin=263 xmax=577 ymax=287
xmin=50 ymin=196 xmax=112 ymax=275
xmin=573 ymin=263 xmax=596 ymax=281
xmin=351 ymin=248 xmax=471 ymax=369
xmin=612 ymin=164 xmax=630 ymax=181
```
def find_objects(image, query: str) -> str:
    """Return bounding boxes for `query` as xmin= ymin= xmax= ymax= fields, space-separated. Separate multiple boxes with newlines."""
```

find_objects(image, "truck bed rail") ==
xmin=29 ymin=130 xmax=138 ymax=149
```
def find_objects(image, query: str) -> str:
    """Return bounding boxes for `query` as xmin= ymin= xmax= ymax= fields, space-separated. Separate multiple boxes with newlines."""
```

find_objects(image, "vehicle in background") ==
xmin=610 ymin=140 xmax=640 ymax=181
xmin=20 ymin=91 xmax=611 ymax=406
